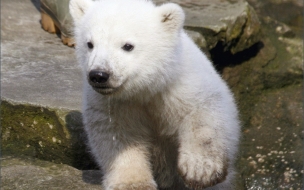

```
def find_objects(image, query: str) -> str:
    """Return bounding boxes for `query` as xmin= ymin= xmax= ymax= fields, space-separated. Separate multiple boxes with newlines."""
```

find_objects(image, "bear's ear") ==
xmin=157 ymin=3 xmax=185 ymax=32
xmin=69 ymin=0 xmax=93 ymax=24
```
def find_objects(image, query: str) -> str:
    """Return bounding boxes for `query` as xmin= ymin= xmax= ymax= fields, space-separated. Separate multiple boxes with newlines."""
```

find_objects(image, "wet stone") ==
xmin=220 ymin=9 xmax=303 ymax=189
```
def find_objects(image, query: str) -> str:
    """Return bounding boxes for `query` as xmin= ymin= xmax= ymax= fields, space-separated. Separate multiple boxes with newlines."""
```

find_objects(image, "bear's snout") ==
xmin=89 ymin=70 xmax=110 ymax=84
xmin=88 ymin=70 xmax=118 ymax=95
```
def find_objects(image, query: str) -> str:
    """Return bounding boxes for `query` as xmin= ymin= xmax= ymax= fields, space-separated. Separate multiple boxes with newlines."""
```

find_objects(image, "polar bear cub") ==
xmin=69 ymin=0 xmax=240 ymax=189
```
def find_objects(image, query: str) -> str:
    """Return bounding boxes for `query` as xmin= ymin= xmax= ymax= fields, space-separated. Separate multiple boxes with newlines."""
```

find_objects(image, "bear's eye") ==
xmin=122 ymin=43 xmax=134 ymax=52
xmin=87 ymin=42 xmax=94 ymax=49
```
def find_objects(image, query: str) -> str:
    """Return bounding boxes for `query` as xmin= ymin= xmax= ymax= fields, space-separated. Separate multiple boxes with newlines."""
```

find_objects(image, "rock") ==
xmin=259 ymin=15 xmax=296 ymax=38
xmin=275 ymin=23 xmax=295 ymax=38
xmin=247 ymin=0 xmax=303 ymax=36
xmin=238 ymin=85 xmax=303 ymax=189
xmin=218 ymin=12 xmax=303 ymax=189
xmin=155 ymin=0 xmax=262 ymax=54
xmin=1 ymin=0 xmax=82 ymax=111
xmin=1 ymin=100 xmax=98 ymax=170
xmin=1 ymin=156 xmax=103 ymax=190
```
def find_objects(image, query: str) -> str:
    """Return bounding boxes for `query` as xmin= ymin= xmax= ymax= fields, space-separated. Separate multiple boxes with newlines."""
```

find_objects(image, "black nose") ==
xmin=89 ymin=70 xmax=110 ymax=84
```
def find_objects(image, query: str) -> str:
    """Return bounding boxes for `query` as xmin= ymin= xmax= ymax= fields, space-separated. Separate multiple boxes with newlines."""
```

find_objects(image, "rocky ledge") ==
xmin=1 ymin=156 xmax=102 ymax=190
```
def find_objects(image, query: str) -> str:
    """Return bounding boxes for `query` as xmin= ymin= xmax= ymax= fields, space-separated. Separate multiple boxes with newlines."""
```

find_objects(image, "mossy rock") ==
xmin=1 ymin=100 xmax=97 ymax=170
xmin=217 ymin=14 xmax=303 ymax=189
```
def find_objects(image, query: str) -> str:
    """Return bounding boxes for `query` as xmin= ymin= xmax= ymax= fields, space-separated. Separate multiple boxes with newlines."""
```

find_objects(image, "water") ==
xmin=108 ymin=97 xmax=112 ymax=123
xmin=108 ymin=98 xmax=115 ymax=141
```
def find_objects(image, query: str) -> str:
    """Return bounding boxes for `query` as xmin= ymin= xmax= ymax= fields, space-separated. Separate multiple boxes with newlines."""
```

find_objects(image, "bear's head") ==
xmin=70 ymin=0 xmax=185 ymax=100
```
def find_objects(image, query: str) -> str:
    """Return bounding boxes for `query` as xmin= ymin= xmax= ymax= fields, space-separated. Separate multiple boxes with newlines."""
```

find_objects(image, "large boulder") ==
xmin=155 ymin=0 xmax=262 ymax=54
xmin=1 ymin=156 xmax=102 ymax=190
xmin=1 ymin=100 xmax=98 ymax=170
xmin=219 ymin=11 xmax=303 ymax=189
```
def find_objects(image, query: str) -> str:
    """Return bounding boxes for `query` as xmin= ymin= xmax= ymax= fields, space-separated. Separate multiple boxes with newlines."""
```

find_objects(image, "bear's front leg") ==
xmin=102 ymin=145 xmax=157 ymax=190
xmin=177 ymin=112 xmax=228 ymax=189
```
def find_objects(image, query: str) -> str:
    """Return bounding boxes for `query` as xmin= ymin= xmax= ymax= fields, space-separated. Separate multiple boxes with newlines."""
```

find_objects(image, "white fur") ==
xmin=70 ymin=0 xmax=240 ymax=189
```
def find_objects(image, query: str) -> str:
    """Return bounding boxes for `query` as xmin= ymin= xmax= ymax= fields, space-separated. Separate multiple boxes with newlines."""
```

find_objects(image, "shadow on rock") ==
xmin=210 ymin=41 xmax=264 ymax=74
xmin=65 ymin=111 xmax=103 ymax=185
xmin=82 ymin=170 xmax=103 ymax=185
xmin=65 ymin=110 xmax=99 ymax=170
xmin=30 ymin=0 xmax=40 ymax=12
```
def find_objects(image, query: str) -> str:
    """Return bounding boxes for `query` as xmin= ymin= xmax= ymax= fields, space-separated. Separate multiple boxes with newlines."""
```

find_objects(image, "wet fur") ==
xmin=70 ymin=0 xmax=240 ymax=189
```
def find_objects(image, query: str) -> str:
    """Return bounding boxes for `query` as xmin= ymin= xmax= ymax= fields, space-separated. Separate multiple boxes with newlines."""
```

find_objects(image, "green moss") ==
xmin=0 ymin=100 xmax=97 ymax=170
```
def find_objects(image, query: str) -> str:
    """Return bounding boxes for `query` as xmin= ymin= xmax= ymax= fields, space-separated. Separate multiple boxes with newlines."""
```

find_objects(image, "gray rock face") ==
xmin=1 ymin=0 xmax=82 ymax=111
xmin=155 ymin=0 xmax=261 ymax=54
xmin=1 ymin=156 xmax=102 ymax=190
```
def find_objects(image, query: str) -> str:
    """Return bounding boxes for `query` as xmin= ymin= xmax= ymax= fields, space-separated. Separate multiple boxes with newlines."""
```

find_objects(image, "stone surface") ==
xmin=1 ymin=156 xmax=102 ymax=190
xmin=1 ymin=100 xmax=98 ymax=170
xmin=247 ymin=0 xmax=303 ymax=35
xmin=1 ymin=0 xmax=82 ymax=111
xmin=155 ymin=0 xmax=261 ymax=54
xmin=218 ymin=13 xmax=303 ymax=189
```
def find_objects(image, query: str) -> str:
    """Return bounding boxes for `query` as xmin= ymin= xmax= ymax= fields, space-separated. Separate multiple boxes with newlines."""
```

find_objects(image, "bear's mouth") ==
xmin=91 ymin=86 xmax=118 ymax=95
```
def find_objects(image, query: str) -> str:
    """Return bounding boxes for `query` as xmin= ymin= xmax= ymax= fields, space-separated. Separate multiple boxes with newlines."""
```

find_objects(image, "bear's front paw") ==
xmin=109 ymin=182 xmax=157 ymax=190
xmin=178 ymin=153 xmax=228 ymax=189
